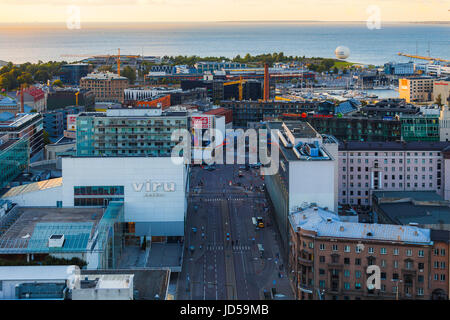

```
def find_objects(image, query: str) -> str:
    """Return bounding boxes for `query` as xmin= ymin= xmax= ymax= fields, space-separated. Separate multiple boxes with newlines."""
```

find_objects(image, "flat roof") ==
xmin=0 ymin=265 xmax=78 ymax=281
xmin=0 ymin=207 xmax=103 ymax=240
xmin=378 ymin=202 xmax=450 ymax=226
xmin=373 ymin=191 xmax=444 ymax=202
xmin=2 ymin=178 xmax=62 ymax=198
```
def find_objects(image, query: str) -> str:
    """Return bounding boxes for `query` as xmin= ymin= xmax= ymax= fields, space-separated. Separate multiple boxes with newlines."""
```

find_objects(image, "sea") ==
xmin=0 ymin=22 xmax=448 ymax=65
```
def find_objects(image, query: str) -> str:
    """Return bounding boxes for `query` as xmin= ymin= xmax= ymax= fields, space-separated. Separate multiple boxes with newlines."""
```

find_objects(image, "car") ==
xmin=238 ymin=171 xmax=244 ymax=177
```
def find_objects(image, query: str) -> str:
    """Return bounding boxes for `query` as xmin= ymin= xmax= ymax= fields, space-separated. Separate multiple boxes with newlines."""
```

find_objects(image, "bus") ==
xmin=257 ymin=217 xmax=264 ymax=228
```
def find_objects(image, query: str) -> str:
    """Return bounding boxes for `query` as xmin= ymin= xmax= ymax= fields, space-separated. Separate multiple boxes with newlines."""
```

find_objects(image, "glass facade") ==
xmin=76 ymin=115 xmax=188 ymax=157
xmin=401 ymin=115 xmax=440 ymax=142
xmin=74 ymin=185 xmax=124 ymax=207
xmin=0 ymin=138 xmax=29 ymax=189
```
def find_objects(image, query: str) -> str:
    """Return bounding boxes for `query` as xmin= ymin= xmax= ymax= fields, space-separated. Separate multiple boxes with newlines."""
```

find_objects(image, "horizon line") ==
xmin=0 ymin=20 xmax=449 ymax=24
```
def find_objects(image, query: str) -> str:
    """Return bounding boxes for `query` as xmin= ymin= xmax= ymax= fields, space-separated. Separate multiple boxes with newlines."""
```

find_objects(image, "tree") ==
xmin=42 ymin=130 xmax=51 ymax=145
xmin=121 ymin=66 xmax=136 ymax=84
xmin=435 ymin=94 xmax=443 ymax=107
xmin=98 ymin=65 xmax=113 ymax=72
xmin=34 ymin=69 xmax=50 ymax=83
xmin=17 ymin=72 xmax=33 ymax=85
xmin=52 ymin=79 xmax=64 ymax=88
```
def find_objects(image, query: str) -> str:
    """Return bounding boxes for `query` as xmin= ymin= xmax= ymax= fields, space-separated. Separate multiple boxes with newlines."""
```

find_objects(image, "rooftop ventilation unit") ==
xmin=48 ymin=234 xmax=65 ymax=248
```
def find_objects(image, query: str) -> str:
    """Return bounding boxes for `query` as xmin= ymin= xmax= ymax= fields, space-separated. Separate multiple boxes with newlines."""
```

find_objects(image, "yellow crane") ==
xmin=223 ymin=77 xmax=248 ymax=101
xmin=75 ymin=91 xmax=80 ymax=106
xmin=397 ymin=52 xmax=450 ymax=63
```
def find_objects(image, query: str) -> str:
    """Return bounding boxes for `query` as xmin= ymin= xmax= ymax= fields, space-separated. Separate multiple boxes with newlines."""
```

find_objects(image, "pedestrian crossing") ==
xmin=206 ymin=244 xmax=251 ymax=251
xmin=203 ymin=198 xmax=247 ymax=202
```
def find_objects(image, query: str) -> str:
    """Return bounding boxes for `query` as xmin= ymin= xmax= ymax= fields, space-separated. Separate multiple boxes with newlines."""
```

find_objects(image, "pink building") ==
xmin=338 ymin=142 xmax=450 ymax=207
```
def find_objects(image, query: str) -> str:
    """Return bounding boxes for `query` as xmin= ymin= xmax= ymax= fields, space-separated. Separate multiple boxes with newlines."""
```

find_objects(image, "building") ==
xmin=221 ymin=100 xmax=318 ymax=127
xmin=80 ymin=72 xmax=129 ymax=103
xmin=0 ymin=137 xmax=29 ymax=189
xmin=433 ymin=78 xmax=450 ymax=106
xmin=60 ymin=63 xmax=90 ymax=85
xmin=0 ymin=96 xmax=19 ymax=116
xmin=194 ymin=62 xmax=247 ymax=73
xmin=16 ymin=86 xmax=46 ymax=113
xmin=203 ymin=107 xmax=233 ymax=128
xmin=43 ymin=106 xmax=85 ymax=141
xmin=338 ymin=141 xmax=450 ymax=207
xmin=372 ymin=191 xmax=450 ymax=230
xmin=360 ymin=99 xmax=418 ymax=118
xmin=400 ymin=114 xmax=440 ymax=142
xmin=0 ymin=203 xmax=125 ymax=269
xmin=265 ymin=121 xmax=339 ymax=256
xmin=0 ymin=265 xmax=79 ymax=300
xmin=75 ymin=108 xmax=188 ymax=157
xmin=399 ymin=77 xmax=434 ymax=103
xmin=429 ymin=230 xmax=450 ymax=300
xmin=47 ymin=88 xmax=95 ymax=111
xmin=71 ymin=274 xmax=134 ymax=300
xmin=384 ymin=62 xmax=415 ymax=76
xmin=0 ymin=113 xmax=44 ymax=162
xmin=288 ymin=205 xmax=433 ymax=300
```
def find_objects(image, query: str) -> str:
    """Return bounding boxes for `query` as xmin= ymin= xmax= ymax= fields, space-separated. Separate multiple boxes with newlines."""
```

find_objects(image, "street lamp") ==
xmin=391 ymin=279 xmax=403 ymax=300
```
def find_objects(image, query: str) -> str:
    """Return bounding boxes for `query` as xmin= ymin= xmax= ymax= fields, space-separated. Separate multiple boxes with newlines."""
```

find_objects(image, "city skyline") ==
xmin=0 ymin=0 xmax=448 ymax=23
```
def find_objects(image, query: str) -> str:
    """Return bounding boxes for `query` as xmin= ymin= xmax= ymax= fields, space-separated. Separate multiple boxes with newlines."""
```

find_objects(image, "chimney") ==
xmin=263 ymin=63 xmax=270 ymax=101
xmin=20 ymin=84 xmax=24 ymax=113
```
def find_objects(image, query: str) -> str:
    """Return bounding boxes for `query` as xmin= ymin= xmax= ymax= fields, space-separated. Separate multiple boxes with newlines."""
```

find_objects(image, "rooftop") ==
xmin=0 ymin=265 xmax=78 ymax=281
xmin=82 ymin=72 xmax=128 ymax=81
xmin=289 ymin=205 xmax=431 ymax=245
xmin=2 ymin=178 xmax=62 ymax=198
xmin=373 ymin=191 xmax=444 ymax=202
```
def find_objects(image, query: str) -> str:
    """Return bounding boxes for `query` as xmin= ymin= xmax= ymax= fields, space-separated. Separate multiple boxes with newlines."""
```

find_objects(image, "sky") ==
xmin=0 ymin=0 xmax=448 ymax=23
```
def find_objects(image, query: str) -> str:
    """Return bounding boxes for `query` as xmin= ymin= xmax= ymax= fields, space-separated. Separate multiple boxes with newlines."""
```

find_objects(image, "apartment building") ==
xmin=76 ymin=108 xmax=188 ymax=157
xmin=338 ymin=141 xmax=450 ymax=207
xmin=288 ymin=205 xmax=433 ymax=300
xmin=80 ymin=72 xmax=129 ymax=103
xmin=433 ymin=78 xmax=450 ymax=106
xmin=399 ymin=77 xmax=434 ymax=103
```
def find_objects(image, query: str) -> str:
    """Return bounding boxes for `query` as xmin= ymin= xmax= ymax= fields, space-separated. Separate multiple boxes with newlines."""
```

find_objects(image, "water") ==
xmin=0 ymin=22 xmax=448 ymax=65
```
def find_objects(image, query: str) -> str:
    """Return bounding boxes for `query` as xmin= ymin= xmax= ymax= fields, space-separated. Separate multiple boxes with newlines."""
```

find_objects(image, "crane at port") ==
xmin=397 ymin=52 xmax=450 ymax=63
xmin=223 ymin=77 xmax=248 ymax=101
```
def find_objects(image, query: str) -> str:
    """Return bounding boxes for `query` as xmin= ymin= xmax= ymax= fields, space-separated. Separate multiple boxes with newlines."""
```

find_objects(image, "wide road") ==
xmin=176 ymin=163 xmax=293 ymax=300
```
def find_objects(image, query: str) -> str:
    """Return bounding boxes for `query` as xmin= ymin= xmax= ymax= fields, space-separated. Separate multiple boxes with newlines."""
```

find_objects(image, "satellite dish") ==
xmin=335 ymin=46 xmax=350 ymax=60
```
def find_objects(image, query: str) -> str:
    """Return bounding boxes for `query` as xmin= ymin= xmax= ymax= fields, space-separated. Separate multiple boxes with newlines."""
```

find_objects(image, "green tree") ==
xmin=121 ymin=66 xmax=136 ymax=84
xmin=435 ymin=94 xmax=443 ymax=107
xmin=52 ymin=79 xmax=64 ymax=88
xmin=34 ymin=69 xmax=51 ymax=83
xmin=17 ymin=72 xmax=33 ymax=85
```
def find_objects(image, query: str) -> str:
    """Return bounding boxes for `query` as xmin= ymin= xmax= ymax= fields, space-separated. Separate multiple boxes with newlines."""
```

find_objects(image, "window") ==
xmin=344 ymin=245 xmax=350 ymax=253
xmin=418 ymin=250 xmax=424 ymax=257
xmin=393 ymin=248 xmax=399 ymax=255
xmin=319 ymin=269 xmax=325 ymax=275
xmin=381 ymin=272 xmax=386 ymax=280
xmin=356 ymin=245 xmax=362 ymax=253
xmin=355 ymin=258 xmax=361 ymax=265
xmin=418 ymin=275 xmax=424 ymax=283
xmin=406 ymin=249 xmax=412 ymax=256
xmin=319 ymin=280 xmax=326 ymax=288
xmin=441 ymin=262 xmax=446 ymax=269
xmin=319 ymin=244 xmax=325 ymax=250
xmin=320 ymin=256 xmax=325 ymax=263
xmin=368 ymin=247 xmax=374 ymax=254
xmin=355 ymin=283 xmax=361 ymax=290
xmin=381 ymin=260 xmax=386 ymax=268
xmin=441 ymin=249 xmax=446 ymax=256
xmin=344 ymin=282 xmax=350 ymax=290
xmin=344 ymin=270 xmax=350 ymax=277
xmin=380 ymin=248 xmax=387 ymax=255
xmin=332 ymin=244 xmax=338 ymax=251
xmin=344 ymin=258 xmax=350 ymax=265
xmin=441 ymin=274 xmax=446 ymax=281
xmin=355 ymin=271 xmax=361 ymax=278
xmin=417 ymin=288 xmax=424 ymax=296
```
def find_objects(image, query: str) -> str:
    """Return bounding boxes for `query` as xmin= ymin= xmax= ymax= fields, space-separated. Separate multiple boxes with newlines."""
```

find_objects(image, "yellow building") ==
xmin=399 ymin=77 xmax=434 ymax=103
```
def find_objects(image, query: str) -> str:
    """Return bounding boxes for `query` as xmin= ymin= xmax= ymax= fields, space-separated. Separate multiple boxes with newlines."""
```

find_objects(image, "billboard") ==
xmin=67 ymin=115 xmax=78 ymax=131
xmin=191 ymin=116 xmax=212 ymax=129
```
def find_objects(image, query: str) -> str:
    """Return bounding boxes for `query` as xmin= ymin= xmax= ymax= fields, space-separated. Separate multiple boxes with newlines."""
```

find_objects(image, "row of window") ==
xmin=74 ymin=186 xmax=124 ymax=196
xmin=341 ymin=152 xmax=439 ymax=157
xmin=74 ymin=197 xmax=124 ymax=207
xmin=318 ymin=244 xmax=427 ymax=257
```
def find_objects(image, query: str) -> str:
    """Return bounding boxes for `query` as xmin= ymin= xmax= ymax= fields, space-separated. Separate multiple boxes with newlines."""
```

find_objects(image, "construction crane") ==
xmin=224 ymin=77 xmax=248 ymax=101
xmin=397 ymin=52 xmax=450 ymax=63
xmin=75 ymin=91 xmax=80 ymax=106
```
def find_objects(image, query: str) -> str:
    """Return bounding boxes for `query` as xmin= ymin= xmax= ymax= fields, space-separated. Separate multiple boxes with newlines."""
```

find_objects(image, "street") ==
xmin=176 ymin=163 xmax=293 ymax=300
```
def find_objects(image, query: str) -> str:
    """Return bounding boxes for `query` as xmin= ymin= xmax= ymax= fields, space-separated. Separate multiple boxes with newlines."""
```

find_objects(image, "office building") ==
xmin=288 ymin=205 xmax=433 ymax=300
xmin=265 ymin=121 xmax=339 ymax=255
xmin=47 ymin=88 xmax=95 ymax=111
xmin=0 ymin=113 xmax=44 ymax=162
xmin=194 ymin=62 xmax=247 ymax=73
xmin=384 ymin=62 xmax=415 ymax=76
xmin=399 ymin=77 xmax=434 ymax=103
xmin=43 ymin=106 xmax=85 ymax=141
xmin=400 ymin=114 xmax=440 ymax=142
xmin=80 ymin=72 xmax=129 ymax=103
xmin=0 ymin=136 xmax=29 ymax=189
xmin=60 ymin=63 xmax=90 ymax=85
xmin=338 ymin=141 xmax=450 ymax=207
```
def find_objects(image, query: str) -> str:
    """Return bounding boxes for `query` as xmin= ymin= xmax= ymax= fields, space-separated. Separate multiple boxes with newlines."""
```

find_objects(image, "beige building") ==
xmin=399 ymin=77 xmax=434 ymax=103
xmin=433 ymin=78 xmax=450 ymax=106
xmin=80 ymin=72 xmax=128 ymax=103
